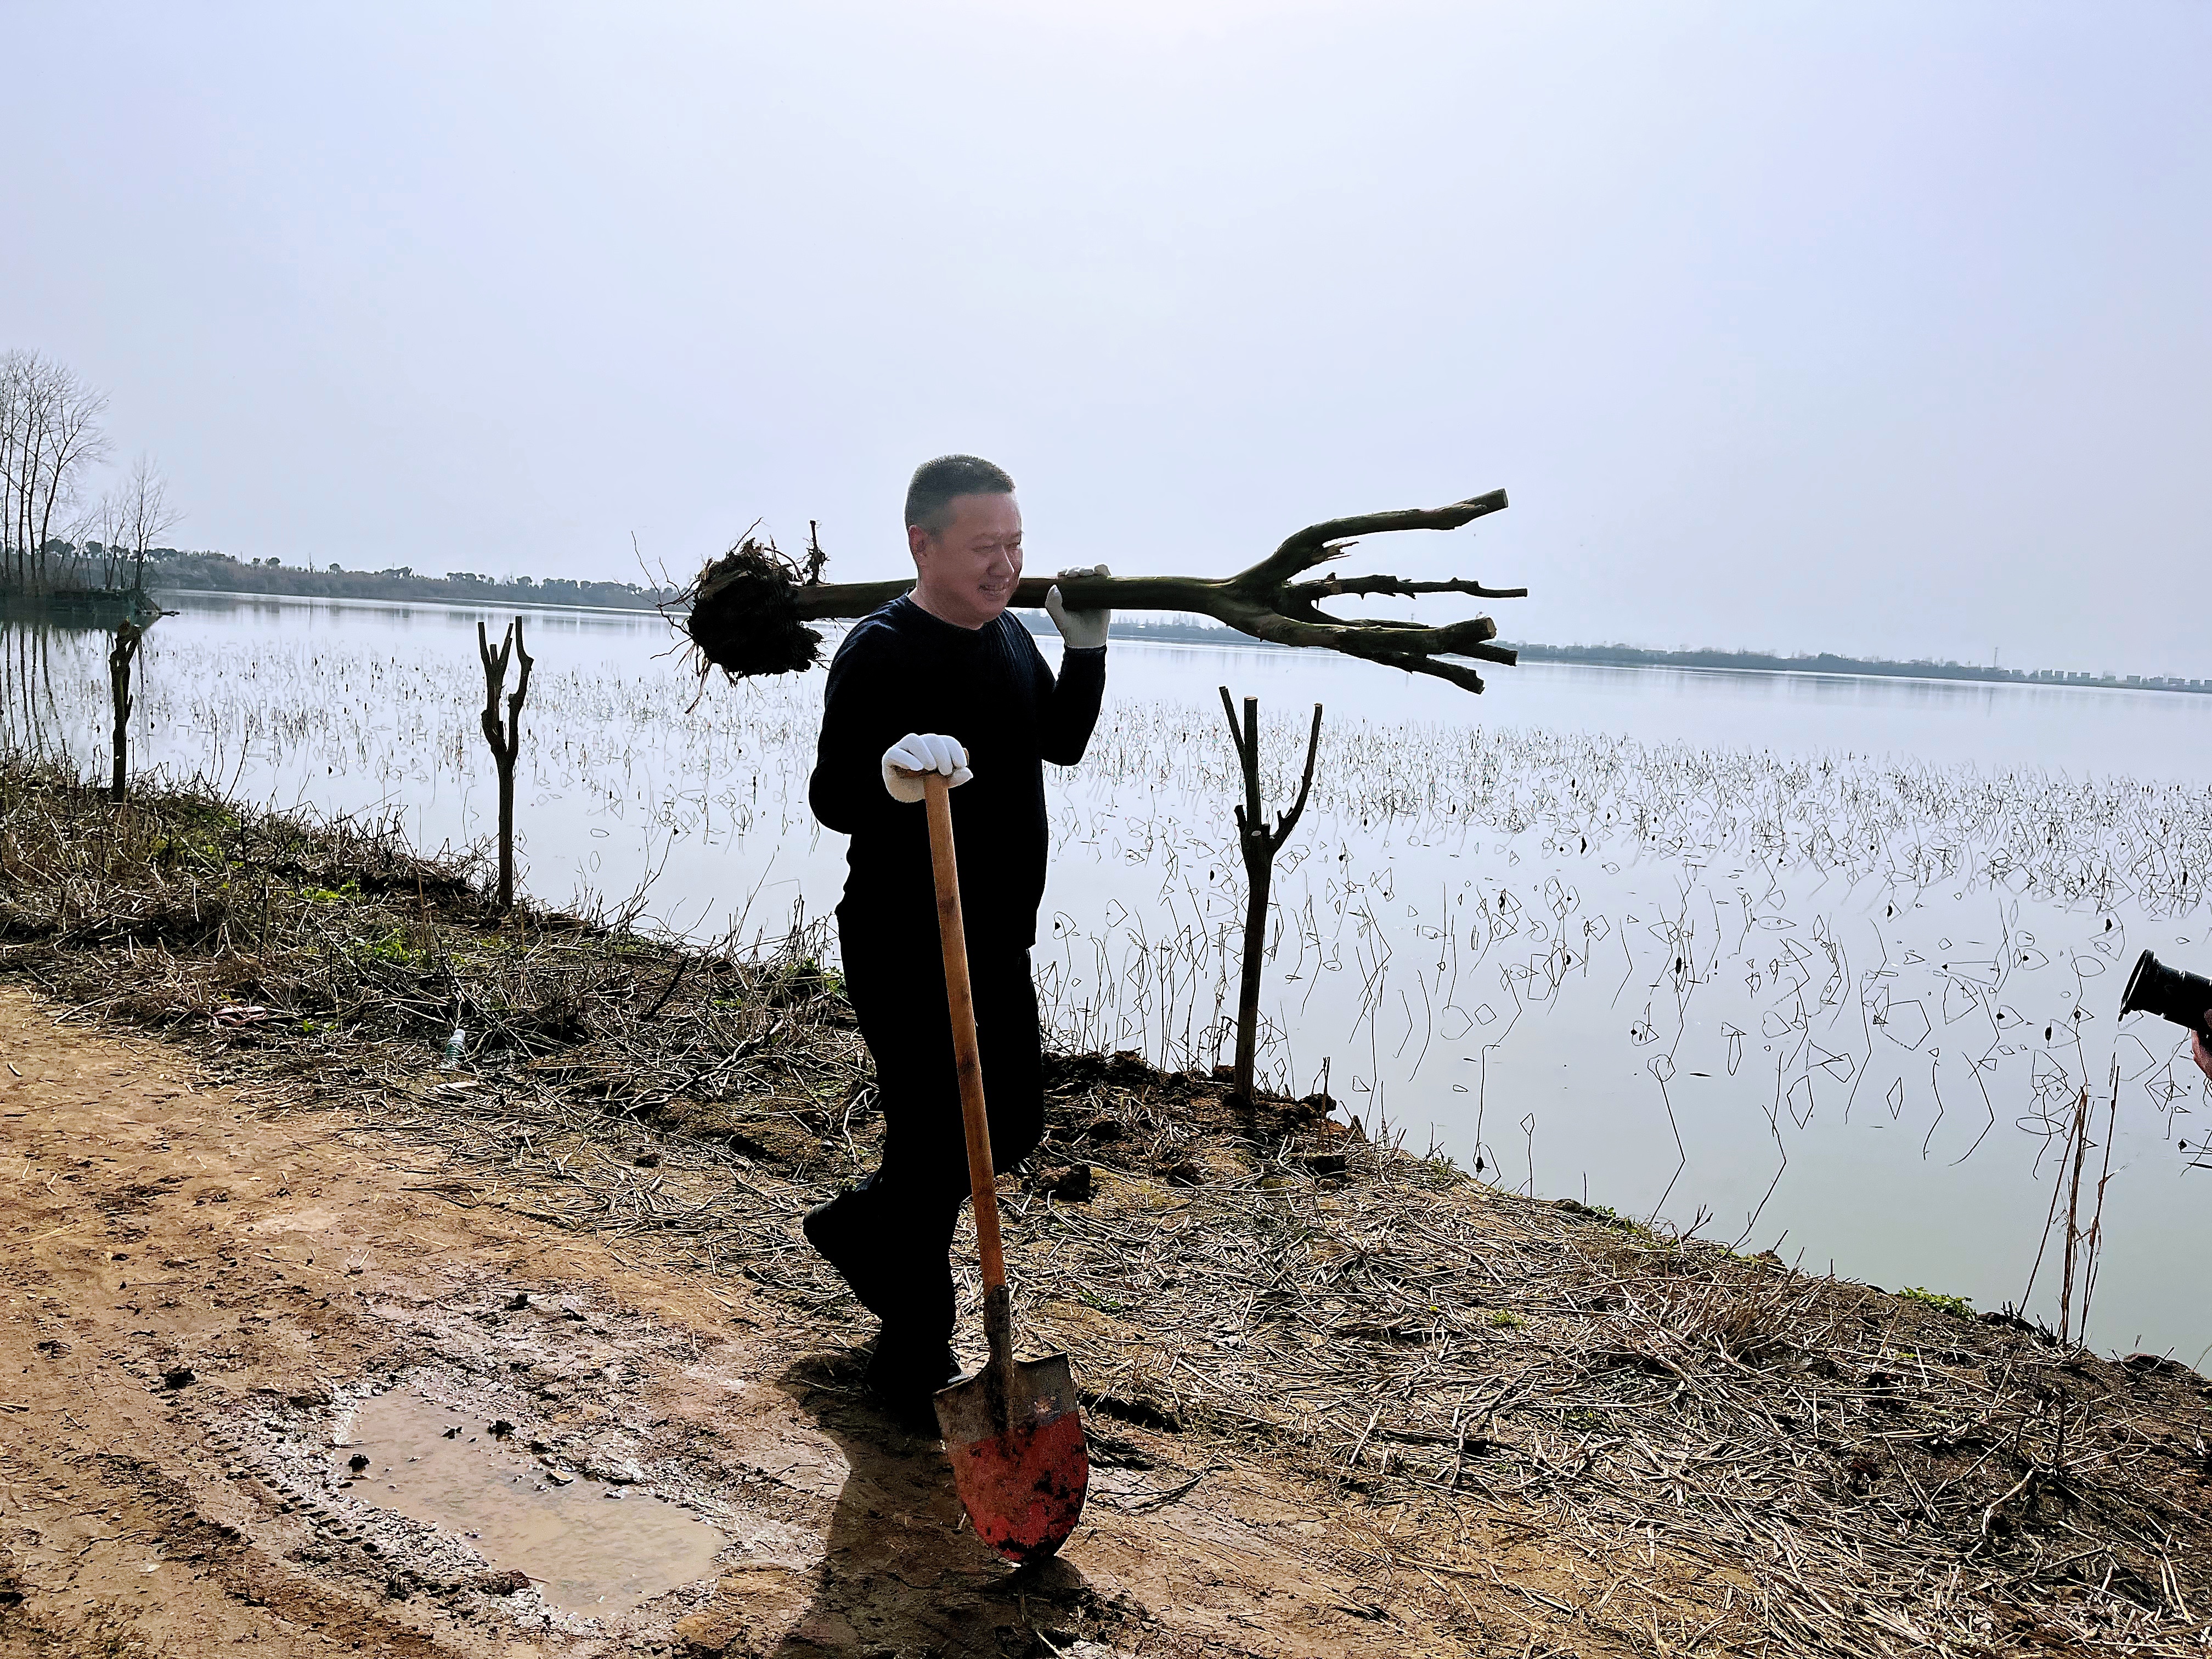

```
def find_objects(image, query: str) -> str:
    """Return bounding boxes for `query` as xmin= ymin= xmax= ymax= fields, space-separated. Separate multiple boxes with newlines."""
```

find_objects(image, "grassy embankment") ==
xmin=1 ymin=758 xmax=2209 ymax=1653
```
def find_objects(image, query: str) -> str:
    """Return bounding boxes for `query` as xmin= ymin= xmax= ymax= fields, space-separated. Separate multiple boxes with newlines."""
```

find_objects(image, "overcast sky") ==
xmin=8 ymin=2 xmax=2208 ymax=674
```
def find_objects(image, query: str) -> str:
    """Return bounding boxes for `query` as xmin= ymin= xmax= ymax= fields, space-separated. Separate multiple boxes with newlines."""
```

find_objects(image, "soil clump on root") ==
xmin=2 ymin=761 xmax=2211 ymax=1656
xmin=677 ymin=534 xmax=826 ymax=681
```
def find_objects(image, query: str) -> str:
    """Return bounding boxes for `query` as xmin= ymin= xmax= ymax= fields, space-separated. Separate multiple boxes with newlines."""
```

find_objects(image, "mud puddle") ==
xmin=332 ymin=1390 xmax=724 ymax=1618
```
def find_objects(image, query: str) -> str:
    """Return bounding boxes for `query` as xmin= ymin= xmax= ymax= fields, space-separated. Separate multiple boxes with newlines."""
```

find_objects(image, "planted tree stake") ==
xmin=680 ymin=490 xmax=1525 ymax=693
xmin=107 ymin=619 xmax=144 ymax=803
xmin=1219 ymin=688 xmax=1323 ymax=1108
xmin=476 ymin=618 xmax=534 ymax=913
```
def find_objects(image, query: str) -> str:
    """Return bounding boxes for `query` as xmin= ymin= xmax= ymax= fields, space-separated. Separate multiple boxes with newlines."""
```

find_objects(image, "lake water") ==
xmin=7 ymin=590 xmax=2209 ymax=1364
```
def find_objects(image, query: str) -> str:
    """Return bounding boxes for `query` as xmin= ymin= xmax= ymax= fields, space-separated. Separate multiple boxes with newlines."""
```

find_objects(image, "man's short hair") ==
xmin=905 ymin=454 xmax=1015 ymax=534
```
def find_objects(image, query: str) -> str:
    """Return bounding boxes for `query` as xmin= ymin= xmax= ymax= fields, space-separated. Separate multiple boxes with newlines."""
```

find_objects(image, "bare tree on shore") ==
xmin=85 ymin=488 xmax=129 ymax=591
xmin=109 ymin=454 xmax=182 ymax=594
xmin=0 ymin=351 xmax=110 ymax=594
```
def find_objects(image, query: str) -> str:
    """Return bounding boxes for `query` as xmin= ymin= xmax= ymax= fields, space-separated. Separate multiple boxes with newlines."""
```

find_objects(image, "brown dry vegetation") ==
xmin=2 ymin=761 xmax=2210 ymax=1657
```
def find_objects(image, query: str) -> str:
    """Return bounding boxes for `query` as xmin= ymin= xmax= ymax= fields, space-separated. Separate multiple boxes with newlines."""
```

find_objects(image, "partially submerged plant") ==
xmin=677 ymin=490 xmax=1527 ymax=693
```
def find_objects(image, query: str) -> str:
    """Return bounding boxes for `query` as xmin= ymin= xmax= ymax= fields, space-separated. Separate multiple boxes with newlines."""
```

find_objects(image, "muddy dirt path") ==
xmin=0 ymin=986 xmax=1476 ymax=1658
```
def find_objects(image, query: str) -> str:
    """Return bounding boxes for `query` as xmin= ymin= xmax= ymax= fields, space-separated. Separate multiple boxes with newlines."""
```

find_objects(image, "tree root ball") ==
xmin=680 ymin=538 xmax=823 ymax=680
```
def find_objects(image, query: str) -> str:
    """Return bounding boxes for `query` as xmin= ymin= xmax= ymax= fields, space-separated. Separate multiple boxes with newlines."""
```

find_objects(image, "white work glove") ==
xmin=1044 ymin=564 xmax=1111 ymax=650
xmin=881 ymin=732 xmax=973 ymax=804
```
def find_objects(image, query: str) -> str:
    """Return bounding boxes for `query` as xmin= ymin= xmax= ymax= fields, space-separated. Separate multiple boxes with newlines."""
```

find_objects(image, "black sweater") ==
xmin=808 ymin=596 xmax=1107 ymax=953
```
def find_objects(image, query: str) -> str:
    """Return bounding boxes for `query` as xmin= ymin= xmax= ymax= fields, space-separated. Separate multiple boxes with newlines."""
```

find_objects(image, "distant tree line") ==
xmin=1503 ymin=641 xmax=2212 ymax=695
xmin=146 ymin=549 xmax=675 ymax=612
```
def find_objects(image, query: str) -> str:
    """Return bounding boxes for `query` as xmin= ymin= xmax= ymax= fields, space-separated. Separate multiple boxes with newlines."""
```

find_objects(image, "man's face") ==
xmin=909 ymin=492 xmax=1023 ymax=629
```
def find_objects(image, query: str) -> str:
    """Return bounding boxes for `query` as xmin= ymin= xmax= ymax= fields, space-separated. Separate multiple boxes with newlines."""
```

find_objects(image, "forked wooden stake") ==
xmin=476 ymin=618 xmax=534 ymax=913
xmin=1218 ymin=690 xmax=1323 ymax=1107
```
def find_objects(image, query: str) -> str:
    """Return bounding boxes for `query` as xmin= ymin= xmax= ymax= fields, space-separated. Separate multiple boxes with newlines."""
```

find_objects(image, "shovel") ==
xmin=909 ymin=767 xmax=1089 ymax=1563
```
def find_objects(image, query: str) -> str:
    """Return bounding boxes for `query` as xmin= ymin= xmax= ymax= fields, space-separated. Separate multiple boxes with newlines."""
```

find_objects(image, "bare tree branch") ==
xmin=1272 ymin=702 xmax=1325 ymax=851
xmin=1240 ymin=488 xmax=1509 ymax=588
xmin=120 ymin=454 xmax=182 ymax=593
xmin=1286 ymin=572 xmax=1528 ymax=603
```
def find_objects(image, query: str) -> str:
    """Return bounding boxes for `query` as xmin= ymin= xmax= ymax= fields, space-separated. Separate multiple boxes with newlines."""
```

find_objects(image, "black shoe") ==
xmin=866 ymin=1329 xmax=960 ymax=1436
xmin=802 ymin=1192 xmax=895 ymax=1317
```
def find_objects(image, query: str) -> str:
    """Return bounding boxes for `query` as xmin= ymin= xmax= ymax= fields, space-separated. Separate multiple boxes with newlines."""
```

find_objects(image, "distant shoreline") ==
xmin=138 ymin=551 xmax=674 ymax=613
xmin=1503 ymin=640 xmax=2212 ymax=696
xmin=153 ymin=585 xmax=674 ymax=624
xmin=1016 ymin=614 xmax=2212 ymax=697
xmin=48 ymin=565 xmax=2209 ymax=697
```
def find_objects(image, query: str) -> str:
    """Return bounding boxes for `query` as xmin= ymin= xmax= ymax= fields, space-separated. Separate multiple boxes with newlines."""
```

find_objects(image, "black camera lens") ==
xmin=2119 ymin=950 xmax=2212 ymax=1039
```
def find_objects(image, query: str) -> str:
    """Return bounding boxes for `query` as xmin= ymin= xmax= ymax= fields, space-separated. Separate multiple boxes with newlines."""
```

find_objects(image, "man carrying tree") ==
xmin=803 ymin=454 xmax=1109 ymax=1425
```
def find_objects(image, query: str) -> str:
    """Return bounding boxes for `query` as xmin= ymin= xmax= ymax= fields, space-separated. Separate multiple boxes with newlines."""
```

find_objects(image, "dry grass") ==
xmin=3 ymin=759 xmax=2210 ymax=1656
xmin=1023 ymin=1078 xmax=2212 ymax=1654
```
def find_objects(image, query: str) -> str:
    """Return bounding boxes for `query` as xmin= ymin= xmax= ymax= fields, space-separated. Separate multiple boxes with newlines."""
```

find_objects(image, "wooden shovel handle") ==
xmin=919 ymin=770 xmax=1007 ymax=1293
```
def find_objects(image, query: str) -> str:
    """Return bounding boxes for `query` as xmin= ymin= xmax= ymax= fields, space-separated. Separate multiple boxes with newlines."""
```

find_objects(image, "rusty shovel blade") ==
xmin=934 ymin=1348 xmax=1089 ymax=1564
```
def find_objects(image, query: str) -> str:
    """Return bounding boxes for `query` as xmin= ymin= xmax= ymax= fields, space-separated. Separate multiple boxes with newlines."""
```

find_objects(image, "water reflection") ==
xmin=0 ymin=616 xmax=124 ymax=764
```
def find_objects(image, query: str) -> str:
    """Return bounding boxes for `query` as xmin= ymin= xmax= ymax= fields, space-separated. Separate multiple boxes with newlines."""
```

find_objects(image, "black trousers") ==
xmin=821 ymin=912 xmax=1044 ymax=1350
